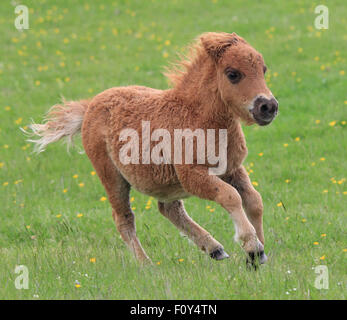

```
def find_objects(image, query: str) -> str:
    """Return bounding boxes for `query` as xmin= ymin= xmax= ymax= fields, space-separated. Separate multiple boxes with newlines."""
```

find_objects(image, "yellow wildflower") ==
xmin=329 ymin=121 xmax=336 ymax=127
xmin=15 ymin=118 xmax=23 ymax=125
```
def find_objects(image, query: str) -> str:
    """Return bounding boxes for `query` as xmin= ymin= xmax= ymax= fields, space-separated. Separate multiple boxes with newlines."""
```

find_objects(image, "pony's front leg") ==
xmin=158 ymin=200 xmax=229 ymax=260
xmin=227 ymin=166 xmax=265 ymax=245
xmin=175 ymin=165 xmax=265 ymax=266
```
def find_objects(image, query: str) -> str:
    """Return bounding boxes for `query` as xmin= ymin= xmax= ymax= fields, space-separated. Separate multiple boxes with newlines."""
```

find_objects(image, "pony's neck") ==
xmin=171 ymin=56 xmax=237 ymax=129
xmin=173 ymin=55 xmax=215 ymax=102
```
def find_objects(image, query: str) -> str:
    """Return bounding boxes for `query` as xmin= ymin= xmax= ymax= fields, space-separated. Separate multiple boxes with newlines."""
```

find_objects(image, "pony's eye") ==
xmin=225 ymin=69 xmax=242 ymax=84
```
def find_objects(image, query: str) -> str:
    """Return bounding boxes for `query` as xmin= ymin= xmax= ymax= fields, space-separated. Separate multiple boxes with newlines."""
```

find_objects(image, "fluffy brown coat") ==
xmin=27 ymin=32 xmax=278 ymax=266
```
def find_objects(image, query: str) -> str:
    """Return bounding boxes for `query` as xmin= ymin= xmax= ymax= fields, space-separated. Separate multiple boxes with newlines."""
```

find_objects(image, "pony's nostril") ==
xmin=260 ymin=104 xmax=269 ymax=113
xmin=254 ymin=96 xmax=278 ymax=120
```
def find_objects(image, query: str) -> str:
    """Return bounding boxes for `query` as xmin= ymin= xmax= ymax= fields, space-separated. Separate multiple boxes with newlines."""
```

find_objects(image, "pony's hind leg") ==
xmin=97 ymin=161 xmax=150 ymax=263
xmin=83 ymin=131 xmax=150 ymax=263
xmin=110 ymin=179 xmax=151 ymax=264
xmin=158 ymin=200 xmax=229 ymax=260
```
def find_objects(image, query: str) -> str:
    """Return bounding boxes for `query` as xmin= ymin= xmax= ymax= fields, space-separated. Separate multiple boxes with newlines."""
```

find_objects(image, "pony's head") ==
xmin=201 ymin=32 xmax=278 ymax=126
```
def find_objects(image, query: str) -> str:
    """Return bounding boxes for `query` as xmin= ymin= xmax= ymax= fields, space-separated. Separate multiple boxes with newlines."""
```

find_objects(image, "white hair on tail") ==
xmin=21 ymin=98 xmax=89 ymax=153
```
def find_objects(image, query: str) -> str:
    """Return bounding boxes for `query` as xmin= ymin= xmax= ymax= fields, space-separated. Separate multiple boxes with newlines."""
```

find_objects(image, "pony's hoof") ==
xmin=210 ymin=247 xmax=230 ymax=260
xmin=246 ymin=251 xmax=268 ymax=270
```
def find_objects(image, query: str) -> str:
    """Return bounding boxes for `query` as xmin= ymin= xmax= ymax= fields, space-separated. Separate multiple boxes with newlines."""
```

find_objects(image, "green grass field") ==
xmin=0 ymin=0 xmax=346 ymax=299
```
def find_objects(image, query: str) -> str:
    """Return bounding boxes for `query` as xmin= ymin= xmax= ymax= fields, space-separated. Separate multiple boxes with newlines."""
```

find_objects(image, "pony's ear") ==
xmin=200 ymin=32 xmax=239 ymax=62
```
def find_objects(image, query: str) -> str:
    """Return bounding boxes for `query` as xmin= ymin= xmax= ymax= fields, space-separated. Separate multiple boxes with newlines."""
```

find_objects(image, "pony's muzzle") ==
xmin=251 ymin=96 xmax=278 ymax=126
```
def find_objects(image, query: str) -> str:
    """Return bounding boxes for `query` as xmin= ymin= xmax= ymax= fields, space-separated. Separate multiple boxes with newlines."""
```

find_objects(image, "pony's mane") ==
xmin=164 ymin=36 xmax=207 ymax=88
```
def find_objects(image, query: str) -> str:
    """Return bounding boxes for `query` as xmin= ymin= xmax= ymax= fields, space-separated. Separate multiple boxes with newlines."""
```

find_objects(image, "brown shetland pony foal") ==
xmin=27 ymin=32 xmax=278 ymax=267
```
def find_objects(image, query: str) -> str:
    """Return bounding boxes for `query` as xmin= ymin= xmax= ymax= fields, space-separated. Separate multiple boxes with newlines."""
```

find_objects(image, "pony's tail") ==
xmin=23 ymin=99 xmax=90 ymax=153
